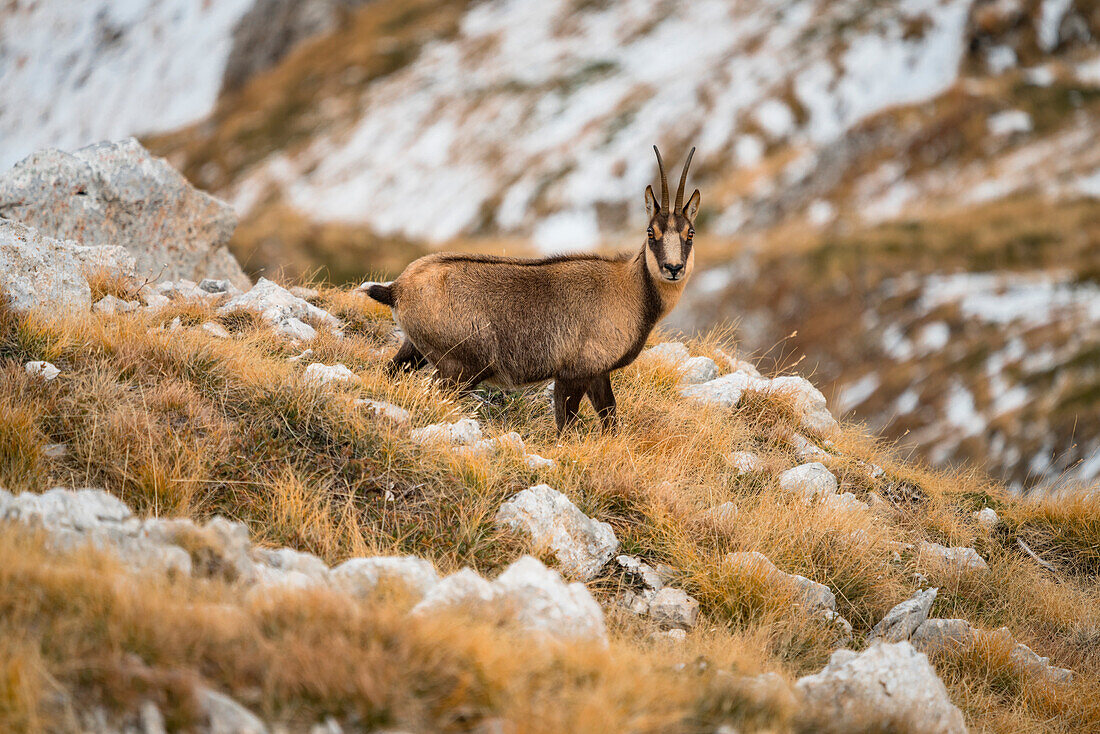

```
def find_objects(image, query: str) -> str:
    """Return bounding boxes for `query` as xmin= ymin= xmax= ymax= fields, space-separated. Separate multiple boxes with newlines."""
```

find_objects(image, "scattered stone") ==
xmin=453 ymin=432 xmax=526 ymax=459
xmin=726 ymin=551 xmax=840 ymax=618
xmin=355 ymin=398 xmax=410 ymax=425
xmin=495 ymin=484 xmax=619 ymax=581
xmin=974 ymin=508 xmax=999 ymax=529
xmin=638 ymin=342 xmax=690 ymax=366
xmin=818 ymin=492 xmax=870 ymax=514
xmin=92 ymin=294 xmax=139 ymax=315
xmin=330 ymin=556 xmax=440 ymax=600
xmin=715 ymin=349 xmax=763 ymax=378
xmin=140 ymin=701 xmax=167 ymax=734
xmin=253 ymin=547 xmax=329 ymax=588
xmin=202 ymin=322 xmax=232 ymax=339
xmin=778 ymin=462 xmax=838 ymax=500
xmin=648 ymin=587 xmax=700 ymax=630
xmin=658 ymin=628 xmax=688 ymax=642
xmin=0 ymin=218 xmax=134 ymax=312
xmin=795 ymin=642 xmax=967 ymax=734
xmin=25 ymin=360 xmax=61 ymax=381
xmin=523 ymin=453 xmax=556 ymax=470
xmin=910 ymin=618 xmax=976 ymax=656
xmin=289 ymin=286 xmax=320 ymax=300
xmin=679 ymin=356 xmax=718 ymax=385
xmin=303 ymin=362 xmax=359 ymax=386
xmin=918 ymin=542 xmax=989 ymax=573
xmin=768 ymin=375 xmax=839 ymax=437
xmin=220 ymin=278 xmax=342 ymax=341
xmin=415 ymin=557 xmax=607 ymax=643
xmin=679 ymin=371 xmax=768 ymax=408
xmin=139 ymin=287 xmax=171 ymax=310
xmin=43 ymin=443 xmax=68 ymax=459
xmin=493 ymin=556 xmax=607 ymax=642
xmin=729 ymin=451 xmax=763 ymax=474
xmin=0 ymin=139 xmax=249 ymax=288
xmin=198 ymin=278 xmax=234 ymax=294
xmin=615 ymin=555 xmax=664 ymax=591
xmin=869 ymin=588 xmax=938 ymax=643
xmin=288 ymin=348 xmax=314 ymax=363
xmin=198 ymin=688 xmax=268 ymax=734
xmin=409 ymin=418 xmax=483 ymax=446
xmin=788 ymin=432 xmax=831 ymax=460
xmin=704 ymin=501 xmax=739 ymax=524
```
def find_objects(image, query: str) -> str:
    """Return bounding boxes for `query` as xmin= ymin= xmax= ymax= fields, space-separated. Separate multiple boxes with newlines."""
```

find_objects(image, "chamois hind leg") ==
xmin=553 ymin=378 xmax=588 ymax=433
xmin=386 ymin=338 xmax=428 ymax=376
xmin=585 ymin=373 xmax=617 ymax=432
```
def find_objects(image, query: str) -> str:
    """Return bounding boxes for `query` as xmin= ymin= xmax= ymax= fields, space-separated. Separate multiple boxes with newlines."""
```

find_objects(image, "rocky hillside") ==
xmin=1 ymin=139 xmax=1099 ymax=733
xmin=6 ymin=0 xmax=1099 ymax=490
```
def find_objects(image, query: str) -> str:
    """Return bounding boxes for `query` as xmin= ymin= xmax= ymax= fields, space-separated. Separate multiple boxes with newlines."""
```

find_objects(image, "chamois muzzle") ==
xmin=662 ymin=263 xmax=684 ymax=281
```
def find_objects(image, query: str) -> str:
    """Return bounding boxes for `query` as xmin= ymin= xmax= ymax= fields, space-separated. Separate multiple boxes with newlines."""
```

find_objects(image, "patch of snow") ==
xmin=944 ymin=382 xmax=985 ymax=437
xmin=837 ymin=374 xmax=880 ymax=414
xmin=807 ymin=199 xmax=836 ymax=227
xmin=915 ymin=321 xmax=950 ymax=354
xmin=987 ymin=110 xmax=1033 ymax=137
xmin=920 ymin=272 xmax=1100 ymax=326
xmin=734 ymin=135 xmax=765 ymax=168
xmin=1076 ymin=56 xmax=1100 ymax=86
xmin=881 ymin=324 xmax=915 ymax=361
xmin=895 ymin=389 xmax=920 ymax=415
xmin=985 ymin=45 xmax=1018 ymax=74
xmin=0 ymin=0 xmax=255 ymax=170
xmin=1037 ymin=0 xmax=1073 ymax=52
xmin=1023 ymin=65 xmax=1057 ymax=87
xmin=533 ymin=208 xmax=601 ymax=253
xmin=754 ymin=99 xmax=796 ymax=140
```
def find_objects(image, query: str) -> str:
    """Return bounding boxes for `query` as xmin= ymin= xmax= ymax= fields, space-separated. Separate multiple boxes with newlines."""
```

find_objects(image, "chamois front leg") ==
xmin=387 ymin=338 xmax=428 ymax=376
xmin=553 ymin=378 xmax=588 ymax=433
xmin=585 ymin=373 xmax=617 ymax=432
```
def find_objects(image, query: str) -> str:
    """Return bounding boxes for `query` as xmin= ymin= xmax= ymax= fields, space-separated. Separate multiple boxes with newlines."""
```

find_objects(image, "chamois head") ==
xmin=644 ymin=145 xmax=700 ymax=284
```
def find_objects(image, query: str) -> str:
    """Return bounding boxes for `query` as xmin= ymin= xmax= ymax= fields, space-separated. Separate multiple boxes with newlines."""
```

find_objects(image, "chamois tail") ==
xmin=359 ymin=281 xmax=396 ymax=306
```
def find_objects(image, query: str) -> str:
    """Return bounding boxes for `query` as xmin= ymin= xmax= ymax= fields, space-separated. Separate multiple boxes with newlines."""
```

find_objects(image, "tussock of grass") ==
xmin=0 ymin=288 xmax=1098 ymax=732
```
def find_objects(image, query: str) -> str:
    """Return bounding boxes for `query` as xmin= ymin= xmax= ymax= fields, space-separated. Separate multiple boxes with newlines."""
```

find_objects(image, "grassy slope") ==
xmin=0 ymin=284 xmax=1098 ymax=733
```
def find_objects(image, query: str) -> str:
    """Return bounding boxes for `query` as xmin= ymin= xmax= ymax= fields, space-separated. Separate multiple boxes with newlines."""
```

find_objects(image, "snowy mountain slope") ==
xmin=0 ymin=0 xmax=255 ymax=171
xmin=228 ymin=0 xmax=977 ymax=247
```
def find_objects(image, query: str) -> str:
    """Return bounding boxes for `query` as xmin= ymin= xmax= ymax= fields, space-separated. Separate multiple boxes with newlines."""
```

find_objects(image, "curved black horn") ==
xmin=653 ymin=145 xmax=669 ymax=212
xmin=675 ymin=146 xmax=696 ymax=212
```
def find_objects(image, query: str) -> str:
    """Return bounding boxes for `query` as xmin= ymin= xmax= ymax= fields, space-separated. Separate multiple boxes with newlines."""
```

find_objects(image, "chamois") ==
xmin=365 ymin=145 xmax=700 ymax=432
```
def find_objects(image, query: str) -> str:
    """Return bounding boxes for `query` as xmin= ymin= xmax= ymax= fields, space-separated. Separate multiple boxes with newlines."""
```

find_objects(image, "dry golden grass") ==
xmin=0 ymin=285 xmax=1098 ymax=732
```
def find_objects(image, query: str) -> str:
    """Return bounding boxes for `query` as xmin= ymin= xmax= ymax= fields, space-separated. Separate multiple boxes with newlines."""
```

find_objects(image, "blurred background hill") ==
xmin=3 ymin=0 xmax=1100 ymax=491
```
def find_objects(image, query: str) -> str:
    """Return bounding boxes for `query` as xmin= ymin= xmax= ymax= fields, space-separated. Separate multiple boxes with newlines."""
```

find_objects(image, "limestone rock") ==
xmin=679 ymin=356 xmax=719 ymax=385
xmin=453 ymin=432 xmax=526 ymax=459
xmin=729 ymin=451 xmax=763 ymax=474
xmin=727 ymin=551 xmax=839 ymax=617
xmin=1 ymin=218 xmax=133 ymax=312
xmin=910 ymin=618 xmax=975 ymax=656
xmin=330 ymin=555 xmax=440 ymax=600
xmin=220 ymin=278 xmax=342 ymax=341
xmin=355 ymin=399 xmax=410 ymax=425
xmin=869 ymin=588 xmax=938 ymax=643
xmin=92 ymin=294 xmax=139 ymax=315
xmin=615 ymin=555 xmax=664 ymax=591
xmin=25 ymin=360 xmax=61 ymax=381
xmin=0 ymin=139 xmax=248 ymax=288
xmin=647 ymin=587 xmax=700 ymax=630
xmin=411 ymin=568 xmax=499 ymax=614
xmin=973 ymin=508 xmax=999 ymax=529
xmin=202 ymin=322 xmax=232 ymax=339
xmin=768 ymin=375 xmax=839 ymax=437
xmin=493 ymin=556 xmax=607 ymax=642
xmin=680 ymin=371 xmax=768 ymax=408
xmin=495 ymin=484 xmax=619 ymax=581
xmin=704 ymin=502 xmax=739 ymax=524
xmin=303 ymin=362 xmax=359 ymax=386
xmin=637 ymin=342 xmax=690 ymax=367
xmin=778 ymin=462 xmax=838 ymax=500
xmin=409 ymin=418 xmax=483 ymax=446
xmin=523 ymin=453 xmax=556 ymax=470
xmin=198 ymin=688 xmax=268 ymax=734
xmin=795 ymin=642 xmax=968 ymax=734
xmin=918 ymin=542 xmax=989 ymax=573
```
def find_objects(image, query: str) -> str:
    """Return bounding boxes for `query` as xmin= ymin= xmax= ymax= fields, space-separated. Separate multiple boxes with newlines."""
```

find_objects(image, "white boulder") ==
xmin=355 ymin=399 xmax=410 ymax=425
xmin=303 ymin=362 xmax=359 ymax=386
xmin=25 ymin=360 xmax=61 ymax=381
xmin=220 ymin=278 xmax=342 ymax=341
xmin=409 ymin=418 xmax=483 ymax=446
xmin=330 ymin=555 xmax=440 ymax=600
xmin=918 ymin=542 xmax=989 ymax=573
xmin=495 ymin=484 xmax=619 ymax=581
xmin=795 ymin=642 xmax=968 ymax=734
xmin=778 ymin=462 xmax=838 ymax=500
xmin=869 ymin=588 xmax=938 ymax=643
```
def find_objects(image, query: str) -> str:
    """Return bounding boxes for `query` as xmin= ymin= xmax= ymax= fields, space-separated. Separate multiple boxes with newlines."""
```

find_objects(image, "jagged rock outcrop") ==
xmin=918 ymin=542 xmax=989 ymax=573
xmin=0 ymin=218 xmax=134 ymax=312
xmin=727 ymin=550 xmax=852 ymax=640
xmin=413 ymin=557 xmax=607 ymax=643
xmin=220 ymin=277 xmax=342 ymax=341
xmin=0 ymin=139 xmax=248 ymax=288
xmin=495 ymin=484 xmax=619 ymax=581
xmin=796 ymin=642 xmax=968 ymax=734
xmin=869 ymin=588 xmax=938 ymax=643
xmin=911 ymin=618 xmax=1073 ymax=684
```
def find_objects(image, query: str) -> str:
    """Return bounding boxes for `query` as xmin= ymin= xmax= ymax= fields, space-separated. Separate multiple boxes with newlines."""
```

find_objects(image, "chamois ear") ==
xmin=683 ymin=189 xmax=701 ymax=221
xmin=645 ymin=184 xmax=660 ymax=219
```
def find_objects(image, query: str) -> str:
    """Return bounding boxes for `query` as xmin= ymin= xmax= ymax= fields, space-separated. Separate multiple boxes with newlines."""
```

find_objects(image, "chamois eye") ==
xmin=687 ymin=229 xmax=694 ymax=241
xmin=647 ymin=227 xmax=654 ymax=239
